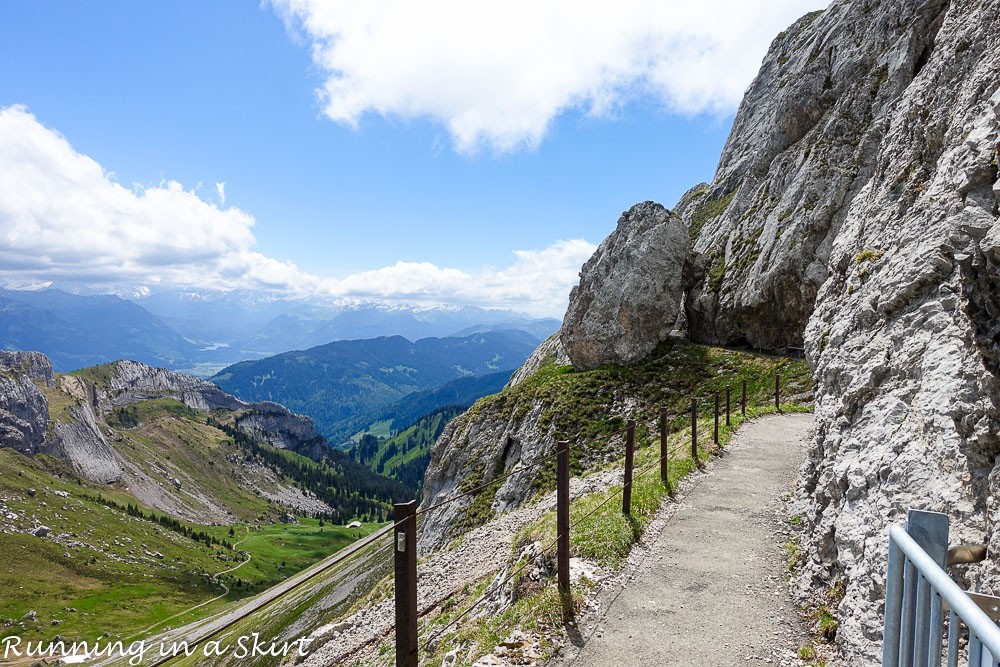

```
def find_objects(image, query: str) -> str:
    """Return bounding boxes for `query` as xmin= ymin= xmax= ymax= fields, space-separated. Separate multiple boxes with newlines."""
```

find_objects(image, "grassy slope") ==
xmin=0 ymin=450 xmax=223 ymax=643
xmin=0 ymin=447 xmax=388 ymax=645
xmin=107 ymin=399 xmax=283 ymax=523
xmin=369 ymin=339 xmax=814 ymax=665
xmin=466 ymin=337 xmax=811 ymax=480
xmin=0 ymin=368 xmax=404 ymax=646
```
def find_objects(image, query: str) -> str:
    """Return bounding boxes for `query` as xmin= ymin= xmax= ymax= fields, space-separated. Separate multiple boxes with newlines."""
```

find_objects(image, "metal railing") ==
xmin=883 ymin=509 xmax=999 ymax=667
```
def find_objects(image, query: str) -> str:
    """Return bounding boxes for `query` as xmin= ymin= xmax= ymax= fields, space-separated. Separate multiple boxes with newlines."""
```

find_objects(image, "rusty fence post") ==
xmin=393 ymin=500 xmax=418 ymax=667
xmin=742 ymin=379 xmax=747 ymax=417
xmin=660 ymin=407 xmax=671 ymax=494
xmin=775 ymin=372 xmax=781 ymax=412
xmin=713 ymin=392 xmax=719 ymax=445
xmin=622 ymin=420 xmax=635 ymax=516
xmin=691 ymin=398 xmax=699 ymax=467
xmin=726 ymin=385 xmax=731 ymax=427
xmin=557 ymin=441 xmax=570 ymax=596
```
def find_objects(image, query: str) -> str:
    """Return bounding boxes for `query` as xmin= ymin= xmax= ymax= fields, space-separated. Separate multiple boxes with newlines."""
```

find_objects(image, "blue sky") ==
xmin=0 ymin=1 xmax=826 ymax=316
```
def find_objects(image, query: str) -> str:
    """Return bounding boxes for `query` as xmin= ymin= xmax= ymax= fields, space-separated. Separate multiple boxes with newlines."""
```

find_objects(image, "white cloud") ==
xmin=216 ymin=181 xmax=226 ymax=204
xmin=318 ymin=239 xmax=596 ymax=313
xmin=272 ymin=0 xmax=827 ymax=154
xmin=0 ymin=105 xmax=592 ymax=315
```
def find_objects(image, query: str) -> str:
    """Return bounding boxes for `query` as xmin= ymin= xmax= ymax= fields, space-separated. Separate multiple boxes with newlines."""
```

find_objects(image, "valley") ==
xmin=0 ymin=351 xmax=406 ymax=646
xmin=0 ymin=287 xmax=557 ymax=377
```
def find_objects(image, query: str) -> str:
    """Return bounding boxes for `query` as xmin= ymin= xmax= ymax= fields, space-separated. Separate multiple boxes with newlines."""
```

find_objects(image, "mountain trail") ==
xmin=554 ymin=414 xmax=814 ymax=667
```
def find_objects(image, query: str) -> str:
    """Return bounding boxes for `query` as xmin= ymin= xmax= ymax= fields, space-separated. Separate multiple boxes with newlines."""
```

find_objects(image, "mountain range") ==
xmin=210 ymin=330 xmax=537 ymax=444
xmin=0 ymin=286 xmax=559 ymax=375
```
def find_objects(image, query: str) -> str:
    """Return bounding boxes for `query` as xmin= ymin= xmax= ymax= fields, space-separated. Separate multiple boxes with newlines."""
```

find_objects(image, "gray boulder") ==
xmin=33 ymin=526 xmax=50 ymax=538
xmin=560 ymin=201 xmax=688 ymax=370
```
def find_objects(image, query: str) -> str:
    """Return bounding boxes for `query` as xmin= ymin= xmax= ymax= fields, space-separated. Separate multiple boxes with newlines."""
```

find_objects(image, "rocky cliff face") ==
xmin=419 ymin=0 xmax=999 ymax=661
xmin=0 ymin=352 xmax=51 ymax=457
xmin=97 ymin=360 xmax=331 ymax=461
xmin=0 ymin=351 xmax=121 ymax=482
xmin=234 ymin=407 xmax=329 ymax=461
xmin=44 ymin=403 xmax=121 ymax=483
xmin=787 ymin=2 xmax=999 ymax=661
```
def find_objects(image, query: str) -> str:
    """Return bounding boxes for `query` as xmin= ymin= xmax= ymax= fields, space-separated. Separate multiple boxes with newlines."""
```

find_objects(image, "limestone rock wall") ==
xmin=677 ymin=0 xmax=999 ymax=661
xmin=43 ymin=404 xmax=120 ymax=483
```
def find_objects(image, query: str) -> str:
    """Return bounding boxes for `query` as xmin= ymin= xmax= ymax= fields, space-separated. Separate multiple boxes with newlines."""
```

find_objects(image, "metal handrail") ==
xmin=883 ymin=515 xmax=1000 ymax=666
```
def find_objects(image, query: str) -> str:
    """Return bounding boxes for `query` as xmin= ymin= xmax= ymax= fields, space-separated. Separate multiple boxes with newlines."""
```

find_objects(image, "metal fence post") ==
xmin=393 ymin=500 xmax=418 ymax=667
xmin=691 ymin=398 xmax=699 ymax=467
xmin=557 ymin=441 xmax=570 ymax=595
xmin=775 ymin=372 xmax=781 ymax=411
xmin=726 ymin=385 xmax=731 ymax=426
xmin=622 ymin=421 xmax=635 ymax=516
xmin=714 ymin=392 xmax=720 ymax=445
xmin=742 ymin=379 xmax=747 ymax=417
xmin=660 ymin=407 xmax=671 ymax=494
xmin=882 ymin=532 xmax=905 ymax=667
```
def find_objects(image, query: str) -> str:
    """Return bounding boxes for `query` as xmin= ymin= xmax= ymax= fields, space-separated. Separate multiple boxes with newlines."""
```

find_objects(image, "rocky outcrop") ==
xmin=99 ymin=360 xmax=246 ymax=413
xmin=1 ymin=351 xmax=56 ymax=388
xmin=560 ymin=202 xmax=688 ymax=370
xmin=791 ymin=4 xmax=999 ymax=661
xmin=0 ymin=351 xmax=121 ymax=482
xmin=0 ymin=353 xmax=50 ymax=456
xmin=419 ymin=398 xmax=560 ymax=551
xmin=97 ymin=360 xmax=332 ymax=461
xmin=42 ymin=404 xmax=120 ymax=483
xmin=234 ymin=406 xmax=329 ymax=461
xmin=669 ymin=1 xmax=999 ymax=661
xmin=504 ymin=333 xmax=569 ymax=389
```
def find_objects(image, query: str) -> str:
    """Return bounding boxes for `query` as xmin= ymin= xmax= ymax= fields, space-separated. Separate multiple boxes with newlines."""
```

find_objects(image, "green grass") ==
xmin=0 ymin=450 xmax=228 ymax=644
xmin=688 ymin=190 xmax=736 ymax=242
xmin=202 ymin=519 xmax=387 ymax=592
xmin=34 ymin=378 xmax=80 ymax=423
xmin=0 ymin=445 xmax=389 ymax=645
xmin=350 ymin=419 xmax=394 ymax=442
xmin=106 ymin=398 xmax=198 ymax=429
xmin=451 ymin=338 xmax=812 ymax=535
xmin=855 ymin=249 xmax=884 ymax=264
xmin=67 ymin=363 xmax=116 ymax=388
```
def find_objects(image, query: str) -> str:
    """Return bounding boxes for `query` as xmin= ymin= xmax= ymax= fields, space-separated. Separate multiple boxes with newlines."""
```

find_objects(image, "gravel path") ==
xmin=554 ymin=414 xmax=814 ymax=667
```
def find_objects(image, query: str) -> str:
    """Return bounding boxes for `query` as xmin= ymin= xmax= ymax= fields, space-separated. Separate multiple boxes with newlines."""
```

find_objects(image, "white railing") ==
xmin=883 ymin=510 xmax=1000 ymax=667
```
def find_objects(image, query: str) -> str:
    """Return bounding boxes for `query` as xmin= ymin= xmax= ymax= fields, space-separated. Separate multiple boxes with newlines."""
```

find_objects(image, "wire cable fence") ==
xmin=145 ymin=371 xmax=785 ymax=667
xmin=390 ymin=373 xmax=785 ymax=665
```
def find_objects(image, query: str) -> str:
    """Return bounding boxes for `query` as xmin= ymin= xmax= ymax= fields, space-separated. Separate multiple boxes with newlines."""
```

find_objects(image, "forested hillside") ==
xmin=351 ymin=405 xmax=466 ymax=492
xmin=211 ymin=332 xmax=535 ymax=442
